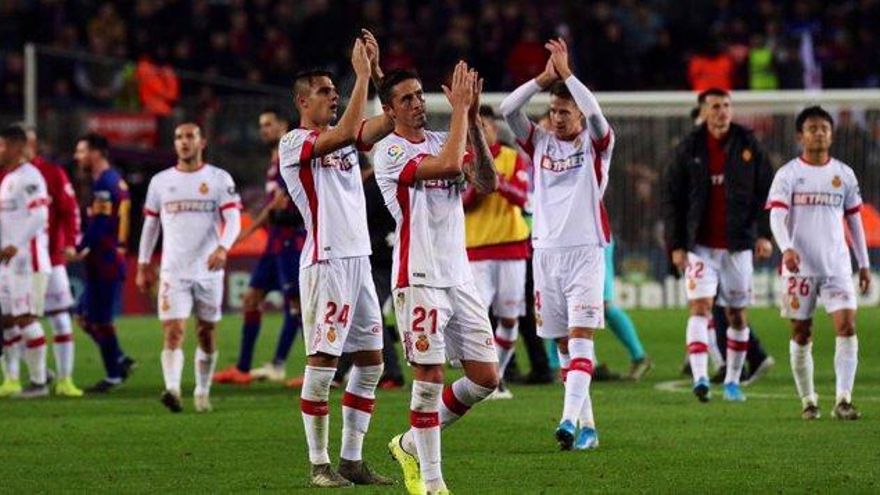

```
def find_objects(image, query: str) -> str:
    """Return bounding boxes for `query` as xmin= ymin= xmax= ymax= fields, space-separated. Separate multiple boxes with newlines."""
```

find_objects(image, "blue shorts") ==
xmin=249 ymin=246 xmax=300 ymax=298
xmin=77 ymin=279 xmax=122 ymax=325
xmin=604 ymin=242 xmax=615 ymax=303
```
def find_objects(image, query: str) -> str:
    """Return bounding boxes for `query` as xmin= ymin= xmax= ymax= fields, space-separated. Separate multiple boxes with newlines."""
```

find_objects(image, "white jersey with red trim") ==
xmin=278 ymin=128 xmax=371 ymax=268
xmin=0 ymin=162 xmax=50 ymax=274
xmin=766 ymin=157 xmax=863 ymax=277
xmin=520 ymin=125 xmax=614 ymax=249
xmin=374 ymin=131 xmax=472 ymax=289
xmin=143 ymin=164 xmax=241 ymax=279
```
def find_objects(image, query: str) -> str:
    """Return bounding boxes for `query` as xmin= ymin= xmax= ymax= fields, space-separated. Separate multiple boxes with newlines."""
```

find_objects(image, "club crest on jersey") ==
xmin=540 ymin=152 xmax=585 ymax=173
xmin=832 ymin=175 xmax=842 ymax=188
xmin=199 ymin=182 xmax=209 ymax=194
xmin=415 ymin=335 xmax=430 ymax=352
xmin=387 ymin=144 xmax=404 ymax=160
xmin=742 ymin=148 xmax=753 ymax=162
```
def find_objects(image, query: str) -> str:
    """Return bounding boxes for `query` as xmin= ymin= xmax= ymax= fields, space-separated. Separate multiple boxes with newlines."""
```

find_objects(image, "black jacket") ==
xmin=663 ymin=123 xmax=774 ymax=253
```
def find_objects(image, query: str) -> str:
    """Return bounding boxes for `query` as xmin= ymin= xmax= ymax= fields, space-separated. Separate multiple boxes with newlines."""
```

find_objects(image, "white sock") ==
xmin=2 ymin=327 xmax=22 ymax=381
xmin=160 ymin=348 xmax=184 ymax=395
xmin=562 ymin=338 xmax=594 ymax=424
xmin=50 ymin=312 xmax=75 ymax=379
xmin=301 ymin=365 xmax=335 ymax=465
xmin=834 ymin=335 xmax=858 ymax=404
xmin=686 ymin=315 xmax=709 ymax=383
xmin=706 ymin=319 xmax=725 ymax=369
xmin=410 ymin=380 xmax=443 ymax=488
xmin=194 ymin=347 xmax=218 ymax=396
xmin=789 ymin=340 xmax=816 ymax=406
xmin=494 ymin=321 xmax=519 ymax=380
xmin=724 ymin=327 xmax=750 ymax=385
xmin=21 ymin=322 xmax=47 ymax=385
xmin=557 ymin=348 xmax=571 ymax=382
xmin=439 ymin=376 xmax=495 ymax=428
xmin=340 ymin=364 xmax=382 ymax=462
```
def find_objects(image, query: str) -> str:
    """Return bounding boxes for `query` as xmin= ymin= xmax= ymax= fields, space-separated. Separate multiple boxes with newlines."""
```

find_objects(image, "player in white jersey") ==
xmin=0 ymin=125 xmax=51 ymax=398
xmin=767 ymin=106 xmax=871 ymax=421
xmin=136 ymin=123 xmax=242 ymax=414
xmin=500 ymin=38 xmax=611 ymax=451
xmin=375 ymin=62 xmax=499 ymax=495
xmin=279 ymin=32 xmax=394 ymax=488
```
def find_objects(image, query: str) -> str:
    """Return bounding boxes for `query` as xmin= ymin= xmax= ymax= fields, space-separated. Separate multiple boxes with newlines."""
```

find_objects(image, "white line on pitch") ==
xmin=654 ymin=380 xmax=880 ymax=402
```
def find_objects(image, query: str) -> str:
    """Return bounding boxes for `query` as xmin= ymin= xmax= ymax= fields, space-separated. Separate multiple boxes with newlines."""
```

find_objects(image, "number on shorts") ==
xmin=324 ymin=301 xmax=351 ymax=325
xmin=787 ymin=278 xmax=810 ymax=297
xmin=692 ymin=261 xmax=705 ymax=278
xmin=412 ymin=306 xmax=438 ymax=334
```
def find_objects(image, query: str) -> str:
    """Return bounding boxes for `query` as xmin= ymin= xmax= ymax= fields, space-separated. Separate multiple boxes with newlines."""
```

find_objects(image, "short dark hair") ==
xmin=77 ymin=132 xmax=109 ymax=156
xmin=378 ymin=69 xmax=420 ymax=105
xmin=293 ymin=69 xmax=333 ymax=101
xmin=548 ymin=81 xmax=573 ymax=100
xmin=697 ymin=88 xmax=730 ymax=105
xmin=796 ymin=105 xmax=834 ymax=132
xmin=0 ymin=125 xmax=27 ymax=144
xmin=478 ymin=105 xmax=497 ymax=119
xmin=260 ymin=106 xmax=289 ymax=123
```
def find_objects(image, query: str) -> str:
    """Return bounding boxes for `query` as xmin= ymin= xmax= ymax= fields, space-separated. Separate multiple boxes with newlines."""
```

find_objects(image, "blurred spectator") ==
xmin=687 ymin=39 xmax=735 ymax=91
xmin=3 ymin=0 xmax=880 ymax=97
xmin=134 ymin=48 xmax=179 ymax=117
xmin=73 ymin=34 xmax=125 ymax=107
xmin=505 ymin=26 xmax=546 ymax=87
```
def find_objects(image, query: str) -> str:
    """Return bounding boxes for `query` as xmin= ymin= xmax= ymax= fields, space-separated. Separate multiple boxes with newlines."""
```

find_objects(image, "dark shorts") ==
xmin=77 ymin=278 xmax=122 ymax=325
xmin=249 ymin=243 xmax=301 ymax=298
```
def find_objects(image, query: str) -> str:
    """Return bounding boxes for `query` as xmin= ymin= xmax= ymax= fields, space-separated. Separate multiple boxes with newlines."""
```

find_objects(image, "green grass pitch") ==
xmin=1 ymin=308 xmax=878 ymax=493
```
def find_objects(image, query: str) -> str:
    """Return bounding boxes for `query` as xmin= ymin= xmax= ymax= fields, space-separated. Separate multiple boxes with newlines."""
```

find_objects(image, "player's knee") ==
xmin=689 ymin=299 xmax=712 ymax=317
xmin=836 ymin=318 xmax=856 ymax=337
xmin=476 ymin=368 xmax=500 ymax=391
xmin=14 ymin=315 xmax=35 ymax=327
xmin=727 ymin=309 xmax=746 ymax=329
xmin=556 ymin=338 xmax=569 ymax=355
xmin=352 ymin=349 xmax=383 ymax=367
xmin=307 ymin=352 xmax=338 ymax=369
xmin=411 ymin=364 xmax=444 ymax=383
xmin=163 ymin=325 xmax=185 ymax=348
xmin=790 ymin=321 xmax=812 ymax=344
xmin=242 ymin=290 xmax=263 ymax=312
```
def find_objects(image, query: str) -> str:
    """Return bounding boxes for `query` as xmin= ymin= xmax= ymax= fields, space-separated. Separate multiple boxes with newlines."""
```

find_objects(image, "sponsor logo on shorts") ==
xmin=370 ymin=325 xmax=381 ymax=335
xmin=535 ymin=312 xmax=543 ymax=328
xmin=161 ymin=296 xmax=171 ymax=312
xmin=484 ymin=338 xmax=493 ymax=348
xmin=312 ymin=327 xmax=323 ymax=348
xmin=415 ymin=335 xmax=430 ymax=352
xmin=826 ymin=291 xmax=850 ymax=301
xmin=688 ymin=278 xmax=697 ymax=291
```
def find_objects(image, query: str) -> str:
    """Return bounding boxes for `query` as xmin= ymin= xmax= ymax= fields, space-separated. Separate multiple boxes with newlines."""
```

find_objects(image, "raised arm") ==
xmin=500 ymin=57 xmax=559 ymax=142
xmin=409 ymin=61 xmax=474 ymax=182
xmin=354 ymin=29 xmax=395 ymax=149
xmin=310 ymin=39 xmax=373 ymax=157
xmin=464 ymin=76 xmax=497 ymax=194
xmin=546 ymin=38 xmax=609 ymax=141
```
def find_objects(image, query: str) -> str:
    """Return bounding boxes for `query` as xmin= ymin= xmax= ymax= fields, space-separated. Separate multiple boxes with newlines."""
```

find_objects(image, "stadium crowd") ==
xmin=3 ymin=0 xmax=880 ymax=113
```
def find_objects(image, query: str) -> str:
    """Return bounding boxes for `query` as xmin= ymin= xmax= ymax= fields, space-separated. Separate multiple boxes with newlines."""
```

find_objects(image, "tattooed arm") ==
xmin=465 ymin=119 xmax=497 ymax=194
